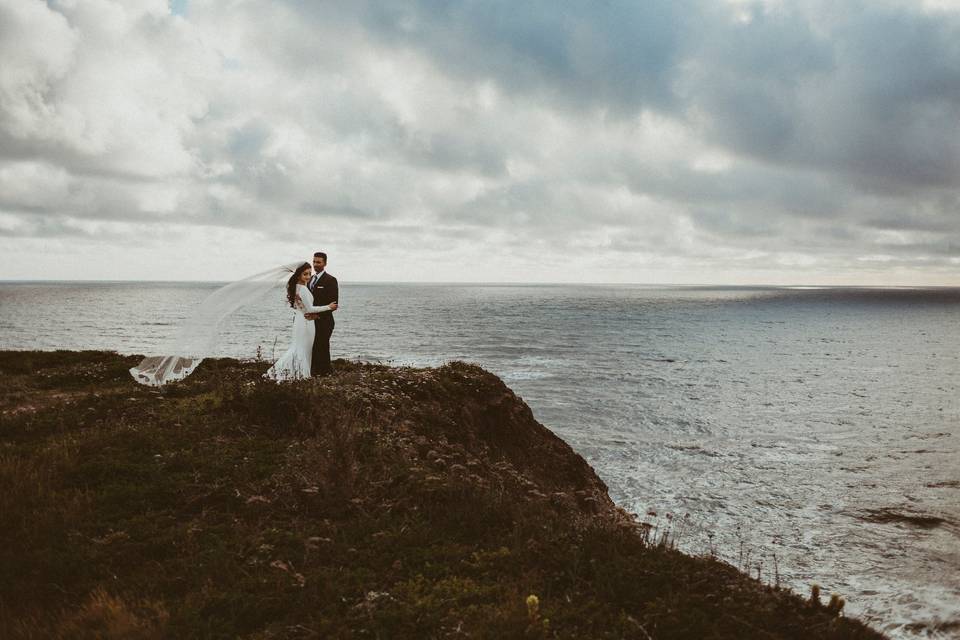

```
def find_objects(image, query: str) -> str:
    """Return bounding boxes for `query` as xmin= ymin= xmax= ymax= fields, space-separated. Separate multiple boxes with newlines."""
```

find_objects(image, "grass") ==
xmin=0 ymin=350 xmax=886 ymax=639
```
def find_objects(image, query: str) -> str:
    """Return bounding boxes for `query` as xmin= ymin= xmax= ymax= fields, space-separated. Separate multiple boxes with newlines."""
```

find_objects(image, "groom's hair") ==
xmin=314 ymin=252 xmax=327 ymax=260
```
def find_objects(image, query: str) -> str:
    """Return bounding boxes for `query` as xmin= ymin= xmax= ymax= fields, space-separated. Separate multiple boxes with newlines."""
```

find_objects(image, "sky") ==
xmin=0 ymin=0 xmax=959 ymax=285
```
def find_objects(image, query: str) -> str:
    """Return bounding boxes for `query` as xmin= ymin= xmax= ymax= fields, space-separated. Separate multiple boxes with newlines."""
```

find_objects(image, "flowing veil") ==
xmin=129 ymin=261 xmax=304 ymax=386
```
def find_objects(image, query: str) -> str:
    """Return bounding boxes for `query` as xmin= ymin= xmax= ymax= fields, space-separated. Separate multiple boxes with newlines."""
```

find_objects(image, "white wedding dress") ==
xmin=264 ymin=284 xmax=333 ymax=381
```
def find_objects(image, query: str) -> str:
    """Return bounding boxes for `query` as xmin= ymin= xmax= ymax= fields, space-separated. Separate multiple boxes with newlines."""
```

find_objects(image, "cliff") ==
xmin=0 ymin=351 xmax=884 ymax=639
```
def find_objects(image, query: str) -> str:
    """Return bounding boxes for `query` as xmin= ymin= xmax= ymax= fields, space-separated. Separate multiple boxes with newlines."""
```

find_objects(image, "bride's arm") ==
xmin=297 ymin=285 xmax=332 ymax=313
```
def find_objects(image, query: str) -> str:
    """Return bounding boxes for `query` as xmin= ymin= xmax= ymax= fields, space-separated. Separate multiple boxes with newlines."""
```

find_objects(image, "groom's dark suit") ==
xmin=309 ymin=271 xmax=338 ymax=376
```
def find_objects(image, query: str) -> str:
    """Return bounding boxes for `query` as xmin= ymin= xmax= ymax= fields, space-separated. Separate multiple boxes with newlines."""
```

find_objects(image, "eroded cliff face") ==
xmin=318 ymin=360 xmax=626 ymax=523
xmin=0 ymin=351 xmax=883 ymax=639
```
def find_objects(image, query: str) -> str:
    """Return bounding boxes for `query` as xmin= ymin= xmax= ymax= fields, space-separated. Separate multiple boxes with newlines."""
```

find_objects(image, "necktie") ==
xmin=309 ymin=274 xmax=318 ymax=290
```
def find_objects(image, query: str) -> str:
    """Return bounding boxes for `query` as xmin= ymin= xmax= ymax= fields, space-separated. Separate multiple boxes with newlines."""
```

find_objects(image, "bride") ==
xmin=264 ymin=262 xmax=338 ymax=381
xmin=129 ymin=260 xmax=336 ymax=387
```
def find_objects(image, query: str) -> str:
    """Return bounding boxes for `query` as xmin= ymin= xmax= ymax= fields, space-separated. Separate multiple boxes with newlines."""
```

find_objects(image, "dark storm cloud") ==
xmin=619 ymin=159 xmax=850 ymax=219
xmin=345 ymin=0 xmax=960 ymax=195
xmin=348 ymin=0 xmax=692 ymax=114
xmin=393 ymin=129 xmax=508 ymax=177
xmin=684 ymin=2 xmax=960 ymax=191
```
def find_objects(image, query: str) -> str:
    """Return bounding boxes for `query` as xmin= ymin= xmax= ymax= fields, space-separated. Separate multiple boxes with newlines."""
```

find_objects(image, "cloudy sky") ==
xmin=1 ymin=0 xmax=959 ymax=284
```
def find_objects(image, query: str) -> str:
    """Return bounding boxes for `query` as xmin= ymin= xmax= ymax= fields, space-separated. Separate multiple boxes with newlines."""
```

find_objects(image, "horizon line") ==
xmin=1 ymin=278 xmax=959 ymax=289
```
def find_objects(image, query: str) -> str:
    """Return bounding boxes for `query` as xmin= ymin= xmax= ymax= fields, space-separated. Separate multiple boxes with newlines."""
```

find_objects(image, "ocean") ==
xmin=1 ymin=281 xmax=958 ymax=638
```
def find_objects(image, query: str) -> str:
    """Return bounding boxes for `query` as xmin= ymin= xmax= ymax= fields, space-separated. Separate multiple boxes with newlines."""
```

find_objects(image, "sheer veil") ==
xmin=129 ymin=261 xmax=305 ymax=387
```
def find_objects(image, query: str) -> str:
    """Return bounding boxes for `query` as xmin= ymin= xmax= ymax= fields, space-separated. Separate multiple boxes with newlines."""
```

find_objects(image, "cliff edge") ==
xmin=0 ymin=351 xmax=884 ymax=639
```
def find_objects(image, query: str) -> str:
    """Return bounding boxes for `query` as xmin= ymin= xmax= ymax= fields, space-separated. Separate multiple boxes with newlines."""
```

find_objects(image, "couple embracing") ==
xmin=265 ymin=252 xmax=339 ymax=381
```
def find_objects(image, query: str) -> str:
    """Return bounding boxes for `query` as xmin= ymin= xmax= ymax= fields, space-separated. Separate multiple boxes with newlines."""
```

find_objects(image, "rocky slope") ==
xmin=0 ymin=351 xmax=885 ymax=639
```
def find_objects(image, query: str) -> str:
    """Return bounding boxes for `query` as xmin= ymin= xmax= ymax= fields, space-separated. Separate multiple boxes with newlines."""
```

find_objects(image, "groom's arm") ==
xmin=329 ymin=276 xmax=339 ymax=308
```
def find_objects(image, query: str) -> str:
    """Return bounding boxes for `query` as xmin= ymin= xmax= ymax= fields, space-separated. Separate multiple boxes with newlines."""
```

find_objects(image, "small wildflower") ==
xmin=526 ymin=594 xmax=540 ymax=620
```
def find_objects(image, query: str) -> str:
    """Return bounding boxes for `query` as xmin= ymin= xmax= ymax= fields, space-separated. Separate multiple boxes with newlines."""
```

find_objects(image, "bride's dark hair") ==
xmin=286 ymin=262 xmax=311 ymax=308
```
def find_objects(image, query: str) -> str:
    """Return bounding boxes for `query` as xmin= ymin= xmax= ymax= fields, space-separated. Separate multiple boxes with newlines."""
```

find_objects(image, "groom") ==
xmin=306 ymin=251 xmax=338 ymax=376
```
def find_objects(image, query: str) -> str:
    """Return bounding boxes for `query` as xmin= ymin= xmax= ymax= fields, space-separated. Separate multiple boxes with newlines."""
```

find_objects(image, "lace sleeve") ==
xmin=297 ymin=285 xmax=331 ymax=313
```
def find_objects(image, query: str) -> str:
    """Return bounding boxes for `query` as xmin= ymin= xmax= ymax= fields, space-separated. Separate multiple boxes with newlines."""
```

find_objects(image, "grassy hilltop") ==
xmin=0 ymin=351 xmax=884 ymax=639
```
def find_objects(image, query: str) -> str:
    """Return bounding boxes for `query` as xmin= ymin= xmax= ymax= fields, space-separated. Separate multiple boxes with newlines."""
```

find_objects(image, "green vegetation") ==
xmin=0 ymin=350 xmax=884 ymax=639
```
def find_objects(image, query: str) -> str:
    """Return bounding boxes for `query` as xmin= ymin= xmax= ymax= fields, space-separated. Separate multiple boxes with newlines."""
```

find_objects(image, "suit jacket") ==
xmin=311 ymin=271 xmax=338 ymax=326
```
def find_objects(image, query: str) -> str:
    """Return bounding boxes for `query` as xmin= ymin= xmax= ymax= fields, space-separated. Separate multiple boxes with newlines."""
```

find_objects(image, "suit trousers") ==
xmin=312 ymin=317 xmax=335 ymax=376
